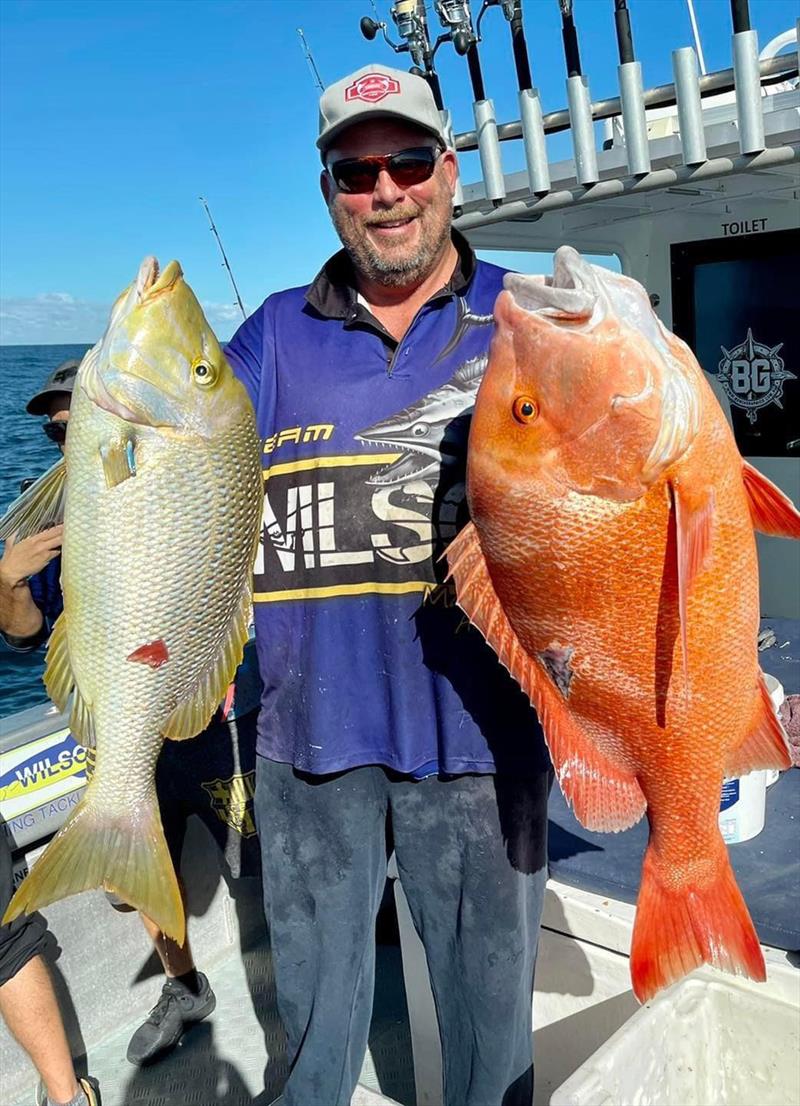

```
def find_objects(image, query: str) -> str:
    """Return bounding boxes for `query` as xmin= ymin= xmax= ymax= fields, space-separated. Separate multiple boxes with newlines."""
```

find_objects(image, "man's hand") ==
xmin=0 ymin=526 xmax=64 ymax=586
xmin=0 ymin=527 xmax=62 ymax=640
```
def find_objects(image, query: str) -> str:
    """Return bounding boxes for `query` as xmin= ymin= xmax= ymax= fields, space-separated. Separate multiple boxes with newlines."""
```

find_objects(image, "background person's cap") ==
xmin=26 ymin=359 xmax=81 ymax=416
xmin=317 ymin=64 xmax=447 ymax=155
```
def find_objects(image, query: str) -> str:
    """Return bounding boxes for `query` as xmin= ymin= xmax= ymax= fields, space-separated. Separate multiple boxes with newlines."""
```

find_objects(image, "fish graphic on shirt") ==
xmin=356 ymin=355 xmax=486 ymax=487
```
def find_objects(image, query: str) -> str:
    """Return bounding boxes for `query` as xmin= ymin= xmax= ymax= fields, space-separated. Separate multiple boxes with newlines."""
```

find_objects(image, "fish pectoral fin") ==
xmin=44 ymin=613 xmax=74 ymax=712
xmin=725 ymin=673 xmax=792 ymax=777
xmin=670 ymin=480 xmax=715 ymax=681
xmin=0 ymin=457 xmax=66 ymax=541
xmin=3 ymin=792 xmax=185 ymax=945
xmin=100 ymin=440 xmax=136 ymax=490
xmin=161 ymin=583 xmax=252 ymax=741
xmin=446 ymin=522 xmax=646 ymax=832
xmin=43 ymin=614 xmax=96 ymax=748
xmin=742 ymin=461 xmax=800 ymax=538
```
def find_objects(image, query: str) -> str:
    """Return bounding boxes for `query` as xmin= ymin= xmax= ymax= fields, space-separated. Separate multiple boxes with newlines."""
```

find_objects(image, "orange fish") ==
xmin=447 ymin=247 xmax=799 ymax=1002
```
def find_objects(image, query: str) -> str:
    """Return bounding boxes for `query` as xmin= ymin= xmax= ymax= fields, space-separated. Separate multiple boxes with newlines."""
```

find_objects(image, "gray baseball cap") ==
xmin=26 ymin=358 xmax=80 ymax=416
xmin=317 ymin=64 xmax=447 ymax=155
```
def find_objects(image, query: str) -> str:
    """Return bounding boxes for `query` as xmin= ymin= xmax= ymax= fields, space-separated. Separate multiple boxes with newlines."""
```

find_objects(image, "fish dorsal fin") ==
xmin=446 ymin=522 xmax=646 ymax=832
xmin=161 ymin=582 xmax=252 ymax=740
xmin=0 ymin=458 xmax=66 ymax=541
xmin=742 ymin=461 xmax=800 ymax=538
xmin=671 ymin=480 xmax=715 ymax=682
xmin=44 ymin=613 xmax=96 ymax=749
xmin=724 ymin=673 xmax=791 ymax=778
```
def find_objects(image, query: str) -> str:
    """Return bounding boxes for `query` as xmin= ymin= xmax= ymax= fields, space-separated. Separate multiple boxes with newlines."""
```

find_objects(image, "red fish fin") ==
xmin=670 ymin=482 xmax=715 ymax=682
xmin=631 ymin=839 xmax=764 ymax=1003
xmin=725 ymin=673 xmax=792 ymax=777
xmin=742 ymin=461 xmax=800 ymax=538
xmin=127 ymin=639 xmax=170 ymax=669
xmin=446 ymin=523 xmax=646 ymax=832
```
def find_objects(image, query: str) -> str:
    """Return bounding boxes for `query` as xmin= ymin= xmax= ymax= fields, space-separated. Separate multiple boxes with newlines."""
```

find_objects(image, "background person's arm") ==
xmin=0 ymin=527 xmax=62 ymax=645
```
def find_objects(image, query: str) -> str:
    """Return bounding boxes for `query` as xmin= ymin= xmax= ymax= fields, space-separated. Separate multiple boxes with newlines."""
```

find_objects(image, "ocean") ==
xmin=1 ymin=344 xmax=91 ymax=719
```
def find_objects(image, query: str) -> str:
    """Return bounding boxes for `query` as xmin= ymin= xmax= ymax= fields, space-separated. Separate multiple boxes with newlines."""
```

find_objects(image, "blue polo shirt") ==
xmin=224 ymin=235 xmax=548 ymax=778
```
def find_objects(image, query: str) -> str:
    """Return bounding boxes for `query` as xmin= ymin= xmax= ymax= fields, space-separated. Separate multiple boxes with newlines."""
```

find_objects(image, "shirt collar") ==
xmin=304 ymin=229 xmax=477 ymax=321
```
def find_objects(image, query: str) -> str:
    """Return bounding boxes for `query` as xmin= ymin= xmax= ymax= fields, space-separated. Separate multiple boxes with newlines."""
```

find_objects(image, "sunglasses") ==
xmin=42 ymin=420 xmax=68 ymax=444
xmin=328 ymin=146 xmax=443 ymax=194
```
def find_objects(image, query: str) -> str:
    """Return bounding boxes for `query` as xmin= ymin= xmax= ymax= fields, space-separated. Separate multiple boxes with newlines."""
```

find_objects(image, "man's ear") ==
xmin=441 ymin=149 xmax=459 ymax=197
xmin=321 ymin=169 xmax=333 ymax=206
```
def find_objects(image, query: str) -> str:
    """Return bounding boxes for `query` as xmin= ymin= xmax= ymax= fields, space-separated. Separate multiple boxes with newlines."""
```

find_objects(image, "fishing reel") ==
xmin=360 ymin=0 xmax=435 ymax=72
xmin=434 ymin=0 xmax=476 ymax=56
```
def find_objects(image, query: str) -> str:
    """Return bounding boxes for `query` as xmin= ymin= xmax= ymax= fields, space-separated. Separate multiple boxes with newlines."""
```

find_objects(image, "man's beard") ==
xmin=331 ymin=189 xmax=452 ymax=288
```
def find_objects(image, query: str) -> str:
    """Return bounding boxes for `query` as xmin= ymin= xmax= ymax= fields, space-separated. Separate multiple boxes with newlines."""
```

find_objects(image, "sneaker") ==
xmin=35 ymin=1075 xmax=101 ymax=1106
xmin=126 ymin=972 xmax=216 ymax=1065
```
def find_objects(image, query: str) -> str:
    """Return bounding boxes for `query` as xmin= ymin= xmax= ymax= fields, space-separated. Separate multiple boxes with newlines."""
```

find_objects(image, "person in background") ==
xmin=225 ymin=64 xmax=552 ymax=1106
xmin=0 ymin=360 xmax=219 ymax=1068
xmin=0 ymin=822 xmax=101 ymax=1106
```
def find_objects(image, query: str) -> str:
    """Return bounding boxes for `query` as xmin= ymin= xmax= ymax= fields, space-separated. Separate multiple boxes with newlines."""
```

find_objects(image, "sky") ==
xmin=0 ymin=0 xmax=797 ymax=345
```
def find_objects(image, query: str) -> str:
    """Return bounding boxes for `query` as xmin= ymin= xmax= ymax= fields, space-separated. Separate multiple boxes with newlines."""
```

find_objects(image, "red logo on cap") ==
xmin=345 ymin=73 xmax=401 ymax=104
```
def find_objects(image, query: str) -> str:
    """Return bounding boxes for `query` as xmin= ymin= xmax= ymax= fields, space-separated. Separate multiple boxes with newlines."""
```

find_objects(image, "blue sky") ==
xmin=0 ymin=0 xmax=796 ymax=344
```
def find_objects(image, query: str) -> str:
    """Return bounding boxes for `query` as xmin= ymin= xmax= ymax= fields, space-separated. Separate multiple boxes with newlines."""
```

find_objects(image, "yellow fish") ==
xmin=1 ymin=257 xmax=262 ymax=943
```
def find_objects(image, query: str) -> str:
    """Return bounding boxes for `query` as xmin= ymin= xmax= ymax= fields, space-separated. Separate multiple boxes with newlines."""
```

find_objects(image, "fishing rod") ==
xmin=613 ymin=1 xmax=650 ymax=176
xmin=558 ymin=0 xmax=598 ymax=185
xmin=435 ymin=0 xmax=506 ymax=206
xmin=482 ymin=0 xmax=549 ymax=195
xmin=359 ymin=0 xmax=465 ymax=211
xmin=198 ymin=197 xmax=247 ymax=323
xmin=297 ymin=27 xmax=324 ymax=92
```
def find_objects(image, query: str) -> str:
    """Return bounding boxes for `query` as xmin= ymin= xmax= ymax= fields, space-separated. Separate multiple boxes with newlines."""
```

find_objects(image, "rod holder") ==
xmin=474 ymin=98 xmax=506 ymax=205
xmin=519 ymin=87 xmax=550 ymax=195
xmin=618 ymin=60 xmax=650 ymax=176
xmin=440 ymin=108 xmax=465 ymax=208
xmin=673 ymin=46 xmax=707 ymax=166
xmin=732 ymin=29 xmax=765 ymax=153
xmin=566 ymin=74 xmax=598 ymax=185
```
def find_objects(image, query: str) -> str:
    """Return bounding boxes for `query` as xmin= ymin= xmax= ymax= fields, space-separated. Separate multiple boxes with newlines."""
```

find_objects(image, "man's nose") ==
xmin=373 ymin=167 xmax=404 ymax=206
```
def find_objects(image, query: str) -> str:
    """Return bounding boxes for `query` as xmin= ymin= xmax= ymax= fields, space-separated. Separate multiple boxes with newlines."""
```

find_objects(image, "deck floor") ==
xmin=9 ymin=936 xmax=416 ymax=1106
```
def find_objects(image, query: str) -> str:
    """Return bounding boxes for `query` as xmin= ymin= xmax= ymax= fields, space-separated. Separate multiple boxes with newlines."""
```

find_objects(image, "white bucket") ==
xmin=762 ymin=672 xmax=785 ymax=786
xmin=717 ymin=672 xmax=787 ymax=843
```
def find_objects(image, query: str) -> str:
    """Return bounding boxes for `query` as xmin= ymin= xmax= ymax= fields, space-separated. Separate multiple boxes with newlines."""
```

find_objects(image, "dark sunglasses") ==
xmin=42 ymin=419 xmax=68 ymax=444
xmin=328 ymin=146 xmax=443 ymax=194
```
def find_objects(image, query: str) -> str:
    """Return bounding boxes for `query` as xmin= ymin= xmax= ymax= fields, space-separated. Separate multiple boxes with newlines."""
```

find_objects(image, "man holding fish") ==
xmin=223 ymin=64 xmax=552 ymax=1106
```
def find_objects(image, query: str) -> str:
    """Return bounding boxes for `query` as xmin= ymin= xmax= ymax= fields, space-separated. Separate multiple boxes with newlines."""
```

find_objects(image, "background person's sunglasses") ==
xmin=43 ymin=419 xmax=68 ymax=444
xmin=328 ymin=147 xmax=442 ymax=194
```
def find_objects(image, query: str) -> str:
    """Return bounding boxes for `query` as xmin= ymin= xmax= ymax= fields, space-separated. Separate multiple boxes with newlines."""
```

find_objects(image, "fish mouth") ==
xmin=504 ymin=246 xmax=600 ymax=323
xmin=80 ymin=255 xmax=187 ymax=428
xmin=355 ymin=432 xmax=446 ymax=485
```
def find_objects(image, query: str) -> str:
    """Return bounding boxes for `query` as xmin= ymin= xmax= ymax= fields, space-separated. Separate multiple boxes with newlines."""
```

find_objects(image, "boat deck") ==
xmin=9 ymin=932 xmax=415 ymax=1106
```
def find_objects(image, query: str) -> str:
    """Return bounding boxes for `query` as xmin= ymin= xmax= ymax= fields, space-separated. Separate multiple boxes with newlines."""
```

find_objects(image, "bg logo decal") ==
xmin=718 ymin=330 xmax=795 ymax=425
xmin=201 ymin=772 xmax=257 ymax=837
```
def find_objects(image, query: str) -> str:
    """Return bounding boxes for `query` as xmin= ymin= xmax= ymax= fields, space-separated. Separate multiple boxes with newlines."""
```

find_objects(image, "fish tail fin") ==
xmin=3 ymin=793 xmax=185 ymax=944
xmin=630 ymin=839 xmax=764 ymax=1003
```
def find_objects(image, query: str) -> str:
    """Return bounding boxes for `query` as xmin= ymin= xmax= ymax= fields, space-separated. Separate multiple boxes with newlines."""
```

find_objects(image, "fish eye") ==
xmin=412 ymin=423 xmax=429 ymax=437
xmin=512 ymin=396 xmax=538 ymax=424
xmin=191 ymin=358 xmax=218 ymax=387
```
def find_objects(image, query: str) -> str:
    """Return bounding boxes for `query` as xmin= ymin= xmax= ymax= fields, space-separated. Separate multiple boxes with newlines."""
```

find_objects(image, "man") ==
xmin=225 ymin=64 xmax=552 ymax=1106
xmin=0 ymin=361 xmax=221 ymax=1068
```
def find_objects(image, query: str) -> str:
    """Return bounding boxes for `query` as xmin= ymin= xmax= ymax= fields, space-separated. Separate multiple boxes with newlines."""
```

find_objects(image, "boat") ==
xmin=1 ymin=2 xmax=798 ymax=1103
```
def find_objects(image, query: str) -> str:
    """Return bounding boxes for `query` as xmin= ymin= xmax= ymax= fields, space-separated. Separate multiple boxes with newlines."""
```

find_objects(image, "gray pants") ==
xmin=255 ymin=758 xmax=551 ymax=1106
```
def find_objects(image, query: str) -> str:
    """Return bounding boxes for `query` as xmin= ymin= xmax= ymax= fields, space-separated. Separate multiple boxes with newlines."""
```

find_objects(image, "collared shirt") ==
xmin=225 ymin=234 xmax=548 ymax=778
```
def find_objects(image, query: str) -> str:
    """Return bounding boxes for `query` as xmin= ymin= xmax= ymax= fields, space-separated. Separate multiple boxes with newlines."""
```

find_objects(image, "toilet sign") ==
xmin=718 ymin=329 xmax=796 ymax=425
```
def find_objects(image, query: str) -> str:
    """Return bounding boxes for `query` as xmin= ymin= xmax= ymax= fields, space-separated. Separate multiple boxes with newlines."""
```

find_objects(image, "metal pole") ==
xmin=673 ymin=46 xmax=707 ymax=166
xmin=614 ymin=0 xmax=650 ymax=177
xmin=685 ymin=0 xmax=707 ymax=75
xmin=560 ymin=1 xmax=598 ymax=185
xmin=730 ymin=0 xmax=765 ymax=153
xmin=454 ymin=143 xmax=800 ymax=230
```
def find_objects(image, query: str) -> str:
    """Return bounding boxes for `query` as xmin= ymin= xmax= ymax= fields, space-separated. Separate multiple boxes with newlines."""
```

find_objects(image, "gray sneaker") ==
xmin=126 ymin=973 xmax=216 ymax=1065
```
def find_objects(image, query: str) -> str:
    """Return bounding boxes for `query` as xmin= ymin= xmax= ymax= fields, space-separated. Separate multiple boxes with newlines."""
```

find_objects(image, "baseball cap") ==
xmin=26 ymin=358 xmax=81 ymax=416
xmin=317 ymin=64 xmax=447 ymax=155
